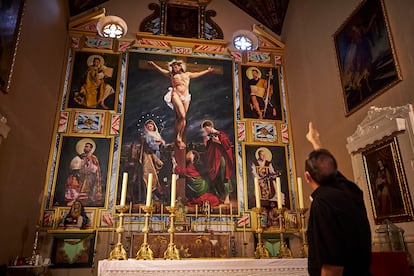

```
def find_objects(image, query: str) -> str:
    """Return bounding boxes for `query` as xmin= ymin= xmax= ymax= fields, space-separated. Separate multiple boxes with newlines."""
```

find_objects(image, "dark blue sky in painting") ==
xmin=122 ymin=52 xmax=235 ymax=146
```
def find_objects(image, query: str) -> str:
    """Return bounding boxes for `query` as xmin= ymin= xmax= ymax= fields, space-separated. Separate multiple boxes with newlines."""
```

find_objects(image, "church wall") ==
xmin=0 ymin=0 xmax=277 ymax=270
xmin=283 ymin=0 xmax=414 ymax=260
xmin=0 ymin=0 xmax=68 ymax=265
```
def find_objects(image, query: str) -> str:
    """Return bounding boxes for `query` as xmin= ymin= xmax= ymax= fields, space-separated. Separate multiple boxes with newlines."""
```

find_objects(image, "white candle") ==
xmin=145 ymin=173 xmax=153 ymax=207
xmin=254 ymin=177 xmax=261 ymax=208
xmin=171 ymin=174 xmax=177 ymax=207
xmin=297 ymin=177 xmax=304 ymax=209
xmin=120 ymin=172 xmax=128 ymax=206
xmin=276 ymin=177 xmax=282 ymax=209
xmin=230 ymin=203 xmax=233 ymax=235
xmin=195 ymin=204 xmax=198 ymax=219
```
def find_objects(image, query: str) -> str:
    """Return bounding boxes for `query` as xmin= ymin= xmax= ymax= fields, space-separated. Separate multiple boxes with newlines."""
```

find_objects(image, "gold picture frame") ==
xmin=251 ymin=120 xmax=277 ymax=143
xmin=72 ymin=111 xmax=106 ymax=134
xmin=51 ymin=231 xmax=96 ymax=268
xmin=239 ymin=64 xmax=282 ymax=120
xmin=242 ymin=143 xmax=290 ymax=210
xmin=66 ymin=51 xmax=121 ymax=111
xmin=50 ymin=135 xmax=114 ymax=208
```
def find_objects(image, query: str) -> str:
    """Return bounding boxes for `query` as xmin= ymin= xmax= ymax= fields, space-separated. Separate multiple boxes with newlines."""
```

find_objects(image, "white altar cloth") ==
xmin=98 ymin=258 xmax=308 ymax=276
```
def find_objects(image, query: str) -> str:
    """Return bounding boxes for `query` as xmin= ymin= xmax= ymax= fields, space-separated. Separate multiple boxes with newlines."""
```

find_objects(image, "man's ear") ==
xmin=304 ymin=171 xmax=312 ymax=183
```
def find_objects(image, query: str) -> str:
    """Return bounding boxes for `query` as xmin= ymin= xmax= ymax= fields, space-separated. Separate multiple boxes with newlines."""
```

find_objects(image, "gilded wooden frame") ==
xmin=51 ymin=231 xmax=96 ymax=268
xmin=251 ymin=120 xmax=277 ymax=142
xmin=66 ymin=51 xmax=121 ymax=111
xmin=56 ymin=207 xmax=96 ymax=229
xmin=119 ymin=51 xmax=236 ymax=213
xmin=51 ymin=135 xmax=113 ymax=208
xmin=239 ymin=64 xmax=282 ymax=120
xmin=72 ymin=110 xmax=106 ymax=134
xmin=242 ymin=143 xmax=290 ymax=211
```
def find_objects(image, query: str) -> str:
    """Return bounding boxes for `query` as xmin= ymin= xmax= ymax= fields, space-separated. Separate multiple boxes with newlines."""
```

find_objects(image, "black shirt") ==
xmin=307 ymin=172 xmax=372 ymax=276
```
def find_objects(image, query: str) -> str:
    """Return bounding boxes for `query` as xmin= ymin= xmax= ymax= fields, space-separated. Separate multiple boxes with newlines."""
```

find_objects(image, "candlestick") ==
xmin=111 ymin=228 xmax=115 ymax=244
xmin=128 ymin=202 xmax=132 ymax=235
xmin=163 ymin=206 xmax=180 ymax=260
xmin=219 ymin=205 xmax=222 ymax=232
xmin=120 ymin=172 xmax=128 ymax=206
xmin=299 ymin=208 xmax=309 ymax=257
xmin=109 ymin=205 xmax=129 ymax=260
xmin=243 ymin=222 xmax=246 ymax=242
xmin=253 ymin=207 xmax=270 ymax=259
xmin=254 ymin=177 xmax=261 ymax=208
xmin=276 ymin=177 xmax=282 ymax=209
xmin=136 ymin=205 xmax=154 ymax=260
xmin=171 ymin=174 xmax=177 ymax=207
xmin=276 ymin=207 xmax=292 ymax=258
xmin=145 ymin=173 xmax=153 ymax=207
xmin=297 ymin=177 xmax=304 ymax=209
xmin=229 ymin=203 xmax=234 ymax=235
xmin=29 ymin=226 xmax=40 ymax=265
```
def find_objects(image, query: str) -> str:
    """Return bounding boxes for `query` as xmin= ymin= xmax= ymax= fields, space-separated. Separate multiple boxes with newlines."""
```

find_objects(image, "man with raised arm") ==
xmin=305 ymin=122 xmax=371 ymax=276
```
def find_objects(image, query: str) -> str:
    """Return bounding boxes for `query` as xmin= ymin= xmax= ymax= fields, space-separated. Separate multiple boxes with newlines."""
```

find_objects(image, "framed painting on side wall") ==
xmin=362 ymin=137 xmax=414 ymax=224
xmin=0 ymin=0 xmax=25 ymax=93
xmin=334 ymin=0 xmax=402 ymax=115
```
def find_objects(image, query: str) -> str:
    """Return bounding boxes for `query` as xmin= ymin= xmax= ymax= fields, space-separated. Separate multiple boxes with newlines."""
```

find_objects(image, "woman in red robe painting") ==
xmin=201 ymin=120 xmax=233 ymax=205
xmin=173 ymin=150 xmax=220 ymax=207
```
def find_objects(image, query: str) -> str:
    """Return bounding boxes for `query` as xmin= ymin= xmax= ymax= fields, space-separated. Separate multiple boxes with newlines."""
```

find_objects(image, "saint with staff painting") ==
xmin=240 ymin=65 xmax=282 ymax=120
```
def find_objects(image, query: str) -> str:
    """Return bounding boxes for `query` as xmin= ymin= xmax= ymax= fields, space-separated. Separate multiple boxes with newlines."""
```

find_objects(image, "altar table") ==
xmin=98 ymin=258 xmax=308 ymax=276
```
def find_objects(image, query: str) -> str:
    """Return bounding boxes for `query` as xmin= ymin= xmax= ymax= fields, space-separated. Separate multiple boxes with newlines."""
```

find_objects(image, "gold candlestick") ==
xmin=109 ymin=205 xmax=129 ymax=260
xmin=29 ymin=225 xmax=40 ymax=265
xmin=253 ymin=207 xmax=270 ymax=259
xmin=299 ymin=207 xmax=309 ymax=257
xmin=136 ymin=205 xmax=154 ymax=260
xmin=277 ymin=207 xmax=292 ymax=258
xmin=163 ymin=206 xmax=180 ymax=260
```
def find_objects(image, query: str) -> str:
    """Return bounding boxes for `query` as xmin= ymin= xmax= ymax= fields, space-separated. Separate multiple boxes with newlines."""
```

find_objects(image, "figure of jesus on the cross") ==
xmin=148 ymin=59 xmax=214 ymax=149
